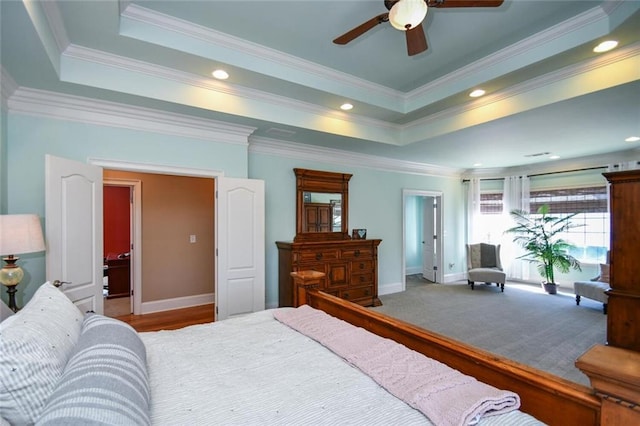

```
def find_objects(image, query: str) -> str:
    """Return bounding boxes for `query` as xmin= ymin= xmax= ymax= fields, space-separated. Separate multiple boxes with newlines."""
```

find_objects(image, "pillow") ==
xmin=480 ymin=243 xmax=497 ymax=268
xmin=0 ymin=282 xmax=83 ymax=424
xmin=35 ymin=314 xmax=150 ymax=425
xmin=599 ymin=264 xmax=610 ymax=283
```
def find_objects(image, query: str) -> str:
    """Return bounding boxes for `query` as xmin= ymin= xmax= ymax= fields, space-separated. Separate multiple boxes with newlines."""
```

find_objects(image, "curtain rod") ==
xmin=462 ymin=165 xmax=608 ymax=182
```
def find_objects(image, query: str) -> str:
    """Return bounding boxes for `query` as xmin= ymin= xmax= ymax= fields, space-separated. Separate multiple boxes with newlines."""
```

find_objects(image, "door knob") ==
xmin=52 ymin=280 xmax=71 ymax=288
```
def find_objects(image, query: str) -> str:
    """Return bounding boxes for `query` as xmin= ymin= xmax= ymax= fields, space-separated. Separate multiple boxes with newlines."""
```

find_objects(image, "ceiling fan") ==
xmin=333 ymin=0 xmax=505 ymax=56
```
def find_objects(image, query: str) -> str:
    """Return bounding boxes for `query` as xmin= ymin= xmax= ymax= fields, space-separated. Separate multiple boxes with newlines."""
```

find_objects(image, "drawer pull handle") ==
xmin=343 ymin=293 xmax=349 ymax=299
xmin=354 ymin=250 xmax=361 ymax=257
xmin=365 ymin=289 xmax=370 ymax=296
xmin=360 ymin=276 xmax=365 ymax=282
xmin=316 ymin=253 xmax=323 ymax=260
xmin=359 ymin=263 xmax=365 ymax=269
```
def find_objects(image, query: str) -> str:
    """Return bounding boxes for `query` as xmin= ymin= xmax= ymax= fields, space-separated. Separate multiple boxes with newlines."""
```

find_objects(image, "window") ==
xmin=476 ymin=186 xmax=609 ymax=263
xmin=529 ymin=186 xmax=609 ymax=264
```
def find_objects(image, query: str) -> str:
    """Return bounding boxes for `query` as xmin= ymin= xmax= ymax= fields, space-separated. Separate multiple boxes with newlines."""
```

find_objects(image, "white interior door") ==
xmin=422 ymin=197 xmax=436 ymax=281
xmin=216 ymin=177 xmax=265 ymax=321
xmin=45 ymin=155 xmax=103 ymax=314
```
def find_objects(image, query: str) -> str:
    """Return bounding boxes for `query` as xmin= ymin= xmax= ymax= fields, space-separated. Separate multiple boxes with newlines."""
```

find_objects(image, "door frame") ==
xmin=402 ymin=189 xmax=444 ymax=290
xmin=90 ymin=158 xmax=224 ymax=312
xmin=104 ymin=179 xmax=142 ymax=315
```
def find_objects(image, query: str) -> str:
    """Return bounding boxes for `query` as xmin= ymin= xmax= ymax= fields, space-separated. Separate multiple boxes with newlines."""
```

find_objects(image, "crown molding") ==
xmin=7 ymin=87 xmax=255 ymax=145
xmin=40 ymin=0 xmax=69 ymax=54
xmin=248 ymin=136 xmax=463 ymax=179
xmin=408 ymin=5 xmax=607 ymax=101
xmin=462 ymin=147 xmax=640 ymax=180
xmin=406 ymin=41 xmax=640 ymax=132
xmin=121 ymin=4 xmax=402 ymax=105
xmin=62 ymin=45 xmax=397 ymax=135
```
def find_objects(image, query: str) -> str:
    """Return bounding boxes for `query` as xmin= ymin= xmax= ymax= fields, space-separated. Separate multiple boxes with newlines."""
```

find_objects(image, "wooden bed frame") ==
xmin=301 ymin=287 xmax=600 ymax=425
xmin=288 ymin=168 xmax=640 ymax=426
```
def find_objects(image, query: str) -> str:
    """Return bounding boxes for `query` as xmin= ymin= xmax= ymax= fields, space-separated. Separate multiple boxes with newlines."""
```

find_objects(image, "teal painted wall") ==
xmin=404 ymin=196 xmax=423 ymax=274
xmin=249 ymin=152 xmax=464 ymax=307
xmin=5 ymin=112 xmax=248 ymax=305
xmin=1 ymin=104 xmax=7 ymax=213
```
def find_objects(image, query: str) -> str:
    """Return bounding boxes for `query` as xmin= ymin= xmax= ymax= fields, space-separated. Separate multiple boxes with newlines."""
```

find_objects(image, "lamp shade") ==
xmin=0 ymin=214 xmax=46 ymax=256
xmin=389 ymin=0 xmax=428 ymax=31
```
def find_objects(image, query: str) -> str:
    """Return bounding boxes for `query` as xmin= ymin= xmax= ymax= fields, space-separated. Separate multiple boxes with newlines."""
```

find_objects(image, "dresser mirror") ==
xmin=294 ymin=168 xmax=351 ymax=242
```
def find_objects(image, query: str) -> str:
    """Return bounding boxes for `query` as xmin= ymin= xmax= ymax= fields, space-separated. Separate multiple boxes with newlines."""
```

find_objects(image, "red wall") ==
xmin=104 ymin=186 xmax=130 ymax=259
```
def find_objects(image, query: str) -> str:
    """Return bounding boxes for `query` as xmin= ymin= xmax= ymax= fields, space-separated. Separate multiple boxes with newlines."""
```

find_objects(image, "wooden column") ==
xmin=603 ymin=170 xmax=640 ymax=351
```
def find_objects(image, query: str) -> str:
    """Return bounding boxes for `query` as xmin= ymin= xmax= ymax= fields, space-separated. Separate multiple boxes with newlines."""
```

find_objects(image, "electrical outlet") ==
xmin=449 ymin=262 xmax=455 ymax=269
xmin=190 ymin=235 xmax=196 ymax=243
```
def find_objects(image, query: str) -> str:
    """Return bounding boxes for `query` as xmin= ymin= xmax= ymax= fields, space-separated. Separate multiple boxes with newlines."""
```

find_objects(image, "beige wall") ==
xmin=103 ymin=170 xmax=215 ymax=302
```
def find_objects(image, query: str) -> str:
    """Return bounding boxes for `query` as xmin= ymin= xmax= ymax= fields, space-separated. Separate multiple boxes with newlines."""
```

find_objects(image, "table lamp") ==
xmin=0 ymin=214 xmax=46 ymax=312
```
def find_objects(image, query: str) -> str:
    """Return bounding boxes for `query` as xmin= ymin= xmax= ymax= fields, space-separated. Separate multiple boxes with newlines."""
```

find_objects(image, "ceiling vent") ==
xmin=266 ymin=128 xmax=296 ymax=138
xmin=524 ymin=152 xmax=551 ymax=157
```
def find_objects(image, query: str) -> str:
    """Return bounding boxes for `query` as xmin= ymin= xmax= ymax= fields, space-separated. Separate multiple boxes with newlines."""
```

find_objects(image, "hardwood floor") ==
xmin=115 ymin=304 xmax=214 ymax=332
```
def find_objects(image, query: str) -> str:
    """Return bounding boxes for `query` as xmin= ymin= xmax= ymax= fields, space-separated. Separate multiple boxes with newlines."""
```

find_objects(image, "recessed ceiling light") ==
xmin=549 ymin=155 xmax=560 ymax=160
xmin=593 ymin=40 xmax=618 ymax=53
xmin=340 ymin=103 xmax=353 ymax=111
xmin=212 ymin=69 xmax=229 ymax=80
xmin=473 ymin=163 xmax=482 ymax=167
xmin=469 ymin=89 xmax=485 ymax=98
xmin=625 ymin=136 xmax=640 ymax=142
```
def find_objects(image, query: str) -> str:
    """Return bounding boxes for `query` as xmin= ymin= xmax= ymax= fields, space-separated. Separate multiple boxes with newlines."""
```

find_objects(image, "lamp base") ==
xmin=1 ymin=256 xmax=24 ymax=313
xmin=4 ymin=284 xmax=19 ymax=313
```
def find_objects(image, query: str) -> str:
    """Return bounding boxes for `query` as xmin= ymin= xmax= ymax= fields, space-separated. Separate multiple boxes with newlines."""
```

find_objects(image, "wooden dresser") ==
xmin=277 ymin=239 xmax=382 ymax=307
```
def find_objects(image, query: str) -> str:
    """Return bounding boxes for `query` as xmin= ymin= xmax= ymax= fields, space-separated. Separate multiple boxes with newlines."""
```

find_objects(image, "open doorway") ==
xmin=103 ymin=179 xmax=140 ymax=317
xmin=402 ymin=189 xmax=444 ymax=290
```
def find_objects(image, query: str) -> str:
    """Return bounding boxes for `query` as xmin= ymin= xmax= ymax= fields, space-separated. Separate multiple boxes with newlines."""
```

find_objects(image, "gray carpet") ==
xmin=371 ymin=275 xmax=607 ymax=386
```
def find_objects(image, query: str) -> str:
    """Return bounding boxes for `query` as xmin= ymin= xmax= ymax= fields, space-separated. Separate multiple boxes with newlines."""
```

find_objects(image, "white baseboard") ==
xmin=442 ymin=272 xmax=466 ymax=283
xmin=379 ymin=281 xmax=403 ymax=295
xmin=141 ymin=292 xmax=214 ymax=315
xmin=405 ymin=266 xmax=422 ymax=275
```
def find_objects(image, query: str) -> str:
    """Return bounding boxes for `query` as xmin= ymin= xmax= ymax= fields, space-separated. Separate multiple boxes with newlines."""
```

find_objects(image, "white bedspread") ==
xmin=140 ymin=309 xmax=543 ymax=426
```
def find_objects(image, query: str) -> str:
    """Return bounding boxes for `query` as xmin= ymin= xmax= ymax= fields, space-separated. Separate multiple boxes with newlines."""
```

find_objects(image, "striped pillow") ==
xmin=35 ymin=314 xmax=150 ymax=425
xmin=0 ymin=282 xmax=83 ymax=424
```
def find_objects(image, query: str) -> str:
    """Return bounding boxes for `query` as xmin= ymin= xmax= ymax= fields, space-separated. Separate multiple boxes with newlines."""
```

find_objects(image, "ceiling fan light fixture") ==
xmin=389 ymin=0 xmax=428 ymax=31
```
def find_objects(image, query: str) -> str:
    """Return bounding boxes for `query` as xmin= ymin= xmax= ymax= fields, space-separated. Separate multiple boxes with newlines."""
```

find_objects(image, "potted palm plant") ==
xmin=505 ymin=204 xmax=581 ymax=294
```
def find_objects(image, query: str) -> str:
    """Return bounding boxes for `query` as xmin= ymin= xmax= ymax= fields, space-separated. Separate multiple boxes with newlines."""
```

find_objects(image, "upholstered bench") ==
xmin=574 ymin=280 xmax=609 ymax=314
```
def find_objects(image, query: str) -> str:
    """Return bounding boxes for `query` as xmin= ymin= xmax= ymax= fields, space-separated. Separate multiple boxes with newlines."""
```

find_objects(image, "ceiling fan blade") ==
xmin=428 ymin=0 xmax=504 ymax=7
xmin=333 ymin=13 xmax=389 ymax=45
xmin=406 ymin=24 xmax=428 ymax=56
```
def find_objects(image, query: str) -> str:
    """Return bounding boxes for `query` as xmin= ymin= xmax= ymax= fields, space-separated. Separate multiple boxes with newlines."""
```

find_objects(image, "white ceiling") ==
xmin=2 ymin=0 xmax=639 ymax=175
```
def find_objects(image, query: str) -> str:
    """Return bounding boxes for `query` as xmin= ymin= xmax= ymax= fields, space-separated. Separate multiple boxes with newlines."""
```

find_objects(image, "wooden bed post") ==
xmin=290 ymin=270 xmax=325 ymax=307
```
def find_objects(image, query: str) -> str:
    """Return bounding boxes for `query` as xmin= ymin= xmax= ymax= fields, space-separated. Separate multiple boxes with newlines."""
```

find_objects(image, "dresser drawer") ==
xmin=351 ymin=272 xmax=373 ymax=286
xmin=351 ymin=260 xmax=373 ymax=273
xmin=296 ymin=249 xmax=339 ymax=263
xmin=340 ymin=286 xmax=373 ymax=301
xmin=341 ymin=247 xmax=373 ymax=260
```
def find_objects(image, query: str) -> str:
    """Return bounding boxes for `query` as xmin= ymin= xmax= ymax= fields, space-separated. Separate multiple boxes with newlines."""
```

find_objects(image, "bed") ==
xmin=0 ymin=281 xmax=604 ymax=425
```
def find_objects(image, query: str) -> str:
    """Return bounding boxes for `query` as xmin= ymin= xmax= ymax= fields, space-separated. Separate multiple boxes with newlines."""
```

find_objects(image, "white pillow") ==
xmin=0 ymin=282 xmax=84 ymax=424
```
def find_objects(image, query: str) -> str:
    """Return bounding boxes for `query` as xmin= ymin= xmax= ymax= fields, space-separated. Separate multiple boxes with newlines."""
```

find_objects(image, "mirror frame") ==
xmin=294 ymin=168 xmax=352 ymax=242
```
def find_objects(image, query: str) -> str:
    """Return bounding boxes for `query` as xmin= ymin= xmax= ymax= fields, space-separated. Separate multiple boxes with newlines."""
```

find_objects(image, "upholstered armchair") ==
xmin=466 ymin=243 xmax=506 ymax=292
